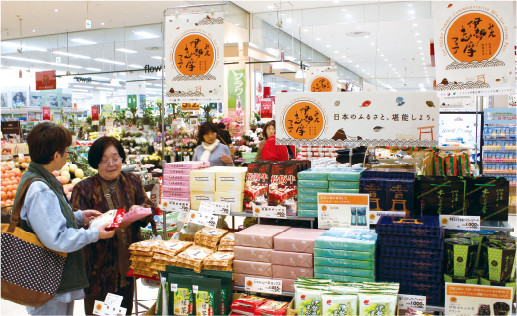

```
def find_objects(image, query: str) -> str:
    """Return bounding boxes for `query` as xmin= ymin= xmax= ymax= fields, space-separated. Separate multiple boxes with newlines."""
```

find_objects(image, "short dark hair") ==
xmin=263 ymin=120 xmax=276 ymax=140
xmin=27 ymin=122 xmax=72 ymax=164
xmin=197 ymin=122 xmax=219 ymax=143
xmin=217 ymin=122 xmax=226 ymax=129
xmin=88 ymin=136 xmax=126 ymax=169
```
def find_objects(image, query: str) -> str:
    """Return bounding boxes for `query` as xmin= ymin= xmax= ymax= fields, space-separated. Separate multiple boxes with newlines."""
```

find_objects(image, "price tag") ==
xmin=161 ymin=199 xmax=190 ymax=213
xmin=398 ymin=294 xmax=426 ymax=314
xmin=171 ymin=283 xmax=178 ymax=292
xmin=318 ymin=193 xmax=370 ymax=229
xmin=211 ymin=202 xmax=231 ymax=216
xmin=198 ymin=201 xmax=214 ymax=214
xmin=251 ymin=203 xmax=287 ymax=219
xmin=369 ymin=211 xmax=406 ymax=224
xmin=187 ymin=210 xmax=218 ymax=228
xmin=192 ymin=285 xmax=198 ymax=294
xmin=439 ymin=215 xmax=480 ymax=231
xmin=244 ymin=277 xmax=282 ymax=295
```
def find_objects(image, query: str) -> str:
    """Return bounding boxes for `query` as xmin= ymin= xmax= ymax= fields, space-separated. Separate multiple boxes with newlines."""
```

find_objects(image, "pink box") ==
xmin=273 ymin=228 xmax=325 ymax=253
xmin=272 ymin=265 xmax=313 ymax=280
xmin=271 ymin=251 xmax=313 ymax=268
xmin=235 ymin=224 xmax=290 ymax=249
xmin=162 ymin=180 xmax=190 ymax=187
xmin=279 ymin=278 xmax=295 ymax=292
xmin=163 ymin=168 xmax=191 ymax=175
xmin=121 ymin=207 xmax=153 ymax=223
xmin=165 ymin=162 xmax=205 ymax=169
xmin=162 ymin=185 xmax=190 ymax=193
xmin=163 ymin=174 xmax=190 ymax=182
xmin=234 ymin=246 xmax=272 ymax=263
xmin=234 ymin=260 xmax=272 ymax=277
xmin=162 ymin=191 xmax=190 ymax=200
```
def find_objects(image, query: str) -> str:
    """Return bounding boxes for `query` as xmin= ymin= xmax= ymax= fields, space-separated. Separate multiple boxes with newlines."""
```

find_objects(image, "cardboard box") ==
xmin=273 ymin=228 xmax=325 ymax=253
xmin=190 ymin=168 xmax=216 ymax=192
xmin=235 ymin=224 xmax=290 ymax=249
xmin=234 ymin=260 xmax=272 ymax=277
xmin=216 ymin=167 xmax=247 ymax=192
xmin=215 ymin=192 xmax=244 ymax=213
xmin=234 ymin=246 xmax=272 ymax=263
xmin=162 ymin=191 xmax=190 ymax=200
xmin=272 ymin=265 xmax=314 ymax=279
xmin=271 ymin=251 xmax=313 ymax=268
xmin=190 ymin=191 xmax=214 ymax=210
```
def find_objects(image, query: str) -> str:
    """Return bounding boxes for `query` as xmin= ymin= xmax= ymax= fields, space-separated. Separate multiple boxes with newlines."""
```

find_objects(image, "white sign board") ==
xmin=317 ymin=193 xmax=370 ymax=230
xmin=440 ymin=215 xmax=480 ymax=231
xmin=305 ymin=66 xmax=338 ymax=92
xmin=244 ymin=277 xmax=282 ymax=295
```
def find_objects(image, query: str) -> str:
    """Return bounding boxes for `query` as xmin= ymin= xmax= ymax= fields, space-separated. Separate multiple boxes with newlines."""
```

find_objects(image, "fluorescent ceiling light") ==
xmin=3 ymin=55 xmax=82 ymax=69
xmin=133 ymin=31 xmax=159 ymax=39
xmin=95 ymin=58 xmax=125 ymax=65
xmin=96 ymin=87 xmax=115 ymax=91
xmin=70 ymin=38 xmax=97 ymax=45
xmin=86 ymin=67 xmax=101 ymax=71
xmin=72 ymin=85 xmax=92 ymax=89
xmin=115 ymin=48 xmax=137 ymax=54
xmin=151 ymin=56 xmax=163 ymax=60
xmin=295 ymin=69 xmax=303 ymax=79
xmin=1 ymin=42 xmax=47 ymax=52
xmin=54 ymin=51 xmax=91 ymax=59
xmin=128 ymin=64 xmax=143 ymax=68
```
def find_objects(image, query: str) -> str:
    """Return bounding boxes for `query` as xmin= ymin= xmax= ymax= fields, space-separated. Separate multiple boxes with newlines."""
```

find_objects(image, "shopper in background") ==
xmin=260 ymin=120 xmax=296 ymax=161
xmin=255 ymin=120 xmax=275 ymax=161
xmin=70 ymin=136 xmax=156 ymax=316
xmin=217 ymin=122 xmax=235 ymax=159
xmin=13 ymin=122 xmax=114 ymax=316
xmin=193 ymin=122 xmax=234 ymax=166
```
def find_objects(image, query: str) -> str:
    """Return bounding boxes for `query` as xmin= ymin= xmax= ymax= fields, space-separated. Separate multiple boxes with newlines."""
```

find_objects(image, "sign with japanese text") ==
xmin=161 ymin=199 xmax=190 ymax=213
xmin=1 ymin=121 xmax=21 ymax=136
xmin=305 ymin=66 xmax=337 ymax=92
xmin=42 ymin=106 xmax=51 ymax=121
xmin=260 ymin=98 xmax=273 ymax=119
xmin=35 ymin=70 xmax=56 ymax=90
xmin=165 ymin=12 xmax=224 ymax=103
xmin=432 ymin=2 xmax=515 ymax=96
xmin=187 ymin=210 xmax=217 ymax=228
xmin=317 ymin=193 xmax=370 ymax=229
xmin=445 ymin=283 xmax=513 ymax=316
xmin=91 ymin=105 xmax=99 ymax=122
xmin=198 ymin=201 xmax=231 ymax=216
xmin=484 ymin=108 xmax=516 ymax=125
xmin=244 ymin=277 xmax=282 ymax=295
xmin=182 ymin=103 xmax=201 ymax=111
xmin=251 ymin=203 xmax=287 ymax=219
xmin=440 ymin=215 xmax=480 ymax=231
xmin=276 ymin=92 xmax=439 ymax=147
xmin=228 ymin=70 xmax=246 ymax=110
xmin=397 ymin=294 xmax=426 ymax=315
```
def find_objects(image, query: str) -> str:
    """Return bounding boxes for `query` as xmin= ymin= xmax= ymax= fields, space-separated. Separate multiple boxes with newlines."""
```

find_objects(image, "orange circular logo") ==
xmin=445 ymin=11 xmax=502 ymax=63
xmin=246 ymin=280 xmax=253 ymax=286
xmin=321 ymin=205 xmax=327 ymax=211
xmin=310 ymin=77 xmax=332 ymax=92
xmin=369 ymin=214 xmax=376 ymax=220
xmin=173 ymin=33 xmax=215 ymax=76
xmin=283 ymin=101 xmax=325 ymax=140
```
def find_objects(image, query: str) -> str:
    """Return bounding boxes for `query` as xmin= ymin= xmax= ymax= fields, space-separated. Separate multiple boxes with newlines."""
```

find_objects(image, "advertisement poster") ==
xmin=439 ymin=113 xmax=481 ymax=149
xmin=44 ymin=90 xmax=61 ymax=107
xmin=139 ymin=94 xmax=146 ymax=108
xmin=317 ymin=193 xmax=370 ymax=229
xmin=276 ymin=92 xmax=440 ymax=147
xmin=42 ymin=107 xmax=51 ymax=121
xmin=12 ymin=91 xmax=27 ymax=107
xmin=165 ymin=12 xmax=224 ymax=103
xmin=445 ymin=283 xmax=513 ymax=316
xmin=29 ymin=91 xmax=43 ymax=107
xmin=305 ymin=66 xmax=337 ymax=92
xmin=1 ymin=92 xmax=8 ymax=108
xmin=260 ymin=98 xmax=273 ymax=119
xmin=35 ymin=70 xmax=57 ymax=90
xmin=228 ymin=69 xmax=246 ymax=110
xmin=92 ymin=105 xmax=99 ymax=122
xmin=484 ymin=108 xmax=516 ymax=124
xmin=182 ymin=103 xmax=200 ymax=111
xmin=61 ymin=94 xmax=72 ymax=108
xmin=432 ymin=2 xmax=516 ymax=96
xmin=102 ymin=104 xmax=114 ymax=117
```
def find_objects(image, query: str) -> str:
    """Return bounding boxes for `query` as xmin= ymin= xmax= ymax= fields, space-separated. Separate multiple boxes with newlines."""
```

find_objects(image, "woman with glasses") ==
xmin=70 ymin=136 xmax=155 ymax=315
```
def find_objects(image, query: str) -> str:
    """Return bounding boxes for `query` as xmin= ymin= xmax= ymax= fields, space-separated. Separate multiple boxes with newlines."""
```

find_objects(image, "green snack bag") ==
xmin=321 ymin=293 xmax=357 ymax=316
xmin=482 ymin=240 xmax=516 ymax=282
xmin=445 ymin=237 xmax=479 ymax=277
xmin=296 ymin=287 xmax=329 ymax=316
xmin=168 ymin=274 xmax=194 ymax=316
xmin=358 ymin=293 xmax=397 ymax=316
xmin=452 ymin=232 xmax=487 ymax=268
xmin=191 ymin=276 xmax=221 ymax=316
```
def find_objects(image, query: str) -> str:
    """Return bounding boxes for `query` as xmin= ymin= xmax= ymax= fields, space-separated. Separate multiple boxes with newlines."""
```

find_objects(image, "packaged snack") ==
xmin=231 ymin=295 xmax=268 ymax=315
xmin=244 ymin=162 xmax=273 ymax=212
xmin=169 ymin=274 xmax=195 ymax=316
xmin=129 ymin=240 xmax=163 ymax=252
xmin=481 ymin=240 xmax=516 ymax=282
xmin=253 ymin=299 xmax=289 ymax=316
xmin=321 ymin=293 xmax=357 ymax=316
xmin=121 ymin=207 xmax=153 ymax=223
xmin=218 ymin=233 xmax=235 ymax=251
xmin=296 ymin=287 xmax=330 ymax=316
xmin=445 ymin=237 xmax=479 ymax=277
xmin=153 ymin=240 xmax=193 ymax=257
xmin=203 ymin=252 xmax=234 ymax=269
xmin=194 ymin=227 xmax=228 ymax=250
xmin=457 ymin=152 xmax=471 ymax=176
xmin=191 ymin=276 xmax=222 ymax=316
xmin=130 ymin=250 xmax=153 ymax=257
xmin=175 ymin=245 xmax=214 ymax=273
xmin=357 ymin=293 xmax=397 ymax=316
xmin=446 ymin=154 xmax=458 ymax=176
xmin=89 ymin=209 xmax=125 ymax=230
xmin=433 ymin=153 xmax=447 ymax=176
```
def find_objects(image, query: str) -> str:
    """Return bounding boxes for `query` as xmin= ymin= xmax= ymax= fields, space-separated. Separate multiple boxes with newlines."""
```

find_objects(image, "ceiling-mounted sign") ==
xmin=432 ymin=2 xmax=515 ymax=96
xmin=305 ymin=66 xmax=337 ymax=92
xmin=276 ymin=92 xmax=440 ymax=147
xmin=127 ymin=95 xmax=137 ymax=108
xmin=35 ymin=70 xmax=56 ymax=90
xmin=260 ymin=98 xmax=273 ymax=119
xmin=165 ymin=12 xmax=224 ymax=103
xmin=228 ymin=70 xmax=246 ymax=110
xmin=92 ymin=105 xmax=99 ymax=122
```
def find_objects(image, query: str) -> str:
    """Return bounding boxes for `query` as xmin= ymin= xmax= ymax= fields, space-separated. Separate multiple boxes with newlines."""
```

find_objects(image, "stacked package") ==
xmin=479 ymin=236 xmax=516 ymax=298
xmin=313 ymin=228 xmax=377 ymax=282
xmin=244 ymin=162 xmax=273 ymax=212
xmin=129 ymin=240 xmax=193 ymax=277
xmin=376 ymin=216 xmax=444 ymax=306
xmin=233 ymin=224 xmax=290 ymax=291
xmin=162 ymin=161 xmax=208 ymax=202
xmin=271 ymin=228 xmax=326 ymax=292
xmin=294 ymin=278 xmax=399 ymax=316
xmin=231 ymin=296 xmax=290 ymax=316
xmin=359 ymin=168 xmax=415 ymax=215
xmin=268 ymin=161 xmax=311 ymax=216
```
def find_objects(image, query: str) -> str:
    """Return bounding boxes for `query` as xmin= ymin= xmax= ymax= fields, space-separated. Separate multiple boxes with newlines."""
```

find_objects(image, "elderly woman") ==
xmin=13 ymin=123 xmax=114 ymax=316
xmin=70 ymin=136 xmax=156 ymax=315
xmin=193 ymin=122 xmax=233 ymax=166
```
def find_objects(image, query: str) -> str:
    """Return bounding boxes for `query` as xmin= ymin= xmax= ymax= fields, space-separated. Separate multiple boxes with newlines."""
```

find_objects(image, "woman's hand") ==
xmin=129 ymin=205 xmax=142 ymax=212
xmin=82 ymin=210 xmax=102 ymax=225
xmin=221 ymin=154 xmax=232 ymax=164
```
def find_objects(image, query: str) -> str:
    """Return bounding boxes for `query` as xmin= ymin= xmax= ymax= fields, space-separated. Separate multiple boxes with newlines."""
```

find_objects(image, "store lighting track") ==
xmin=53 ymin=51 xmax=91 ymax=59
xmin=70 ymin=38 xmax=97 ymax=45
xmin=94 ymin=58 xmax=125 ymax=65
xmin=115 ymin=48 xmax=137 ymax=54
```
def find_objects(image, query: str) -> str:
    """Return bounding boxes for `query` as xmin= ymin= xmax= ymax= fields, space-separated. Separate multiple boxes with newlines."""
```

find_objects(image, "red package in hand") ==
xmin=89 ymin=209 xmax=125 ymax=231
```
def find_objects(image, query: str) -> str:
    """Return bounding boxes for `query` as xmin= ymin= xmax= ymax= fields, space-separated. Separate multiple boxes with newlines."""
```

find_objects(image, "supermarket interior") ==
xmin=1 ymin=1 xmax=516 ymax=316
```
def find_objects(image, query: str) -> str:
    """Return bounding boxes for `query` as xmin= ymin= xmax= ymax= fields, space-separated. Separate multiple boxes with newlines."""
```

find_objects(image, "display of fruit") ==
xmin=1 ymin=164 xmax=22 ymax=208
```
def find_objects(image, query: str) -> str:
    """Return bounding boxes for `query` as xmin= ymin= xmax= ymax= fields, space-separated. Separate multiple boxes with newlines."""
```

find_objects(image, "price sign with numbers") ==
xmin=187 ymin=210 xmax=218 ymax=228
xmin=198 ymin=201 xmax=231 ymax=216
xmin=317 ymin=193 xmax=370 ymax=229
xmin=369 ymin=211 xmax=406 ymax=225
xmin=439 ymin=215 xmax=480 ymax=231
xmin=445 ymin=283 xmax=513 ymax=316
xmin=244 ymin=277 xmax=283 ymax=295
xmin=398 ymin=294 xmax=426 ymax=315
xmin=198 ymin=201 xmax=214 ymax=214
xmin=161 ymin=199 xmax=190 ymax=213
xmin=251 ymin=203 xmax=287 ymax=219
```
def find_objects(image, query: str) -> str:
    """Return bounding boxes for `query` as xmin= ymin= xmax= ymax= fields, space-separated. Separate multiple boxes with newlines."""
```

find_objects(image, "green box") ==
xmin=328 ymin=181 xmax=360 ymax=190
xmin=299 ymin=187 xmax=328 ymax=195
xmin=298 ymin=209 xmax=318 ymax=217
xmin=314 ymin=272 xmax=374 ymax=283
xmin=298 ymin=180 xmax=329 ymax=188
xmin=328 ymin=189 xmax=360 ymax=194
xmin=314 ymin=248 xmax=375 ymax=262
xmin=298 ymin=201 xmax=318 ymax=210
xmin=314 ymin=265 xmax=375 ymax=278
xmin=445 ymin=238 xmax=479 ymax=277
xmin=314 ymin=257 xmax=375 ymax=269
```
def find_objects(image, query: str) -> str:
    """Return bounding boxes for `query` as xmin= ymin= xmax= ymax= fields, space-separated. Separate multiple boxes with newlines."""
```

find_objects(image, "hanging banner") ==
xmin=165 ymin=12 xmax=224 ymax=103
xmin=228 ymin=70 xmax=246 ymax=110
xmin=260 ymin=98 xmax=273 ymax=119
xmin=92 ymin=105 xmax=99 ymax=122
xmin=35 ymin=70 xmax=56 ymax=91
xmin=432 ymin=2 xmax=515 ymax=96
xmin=305 ymin=66 xmax=338 ymax=92
xmin=127 ymin=95 xmax=137 ymax=108
xmin=42 ymin=107 xmax=51 ymax=121
xmin=484 ymin=107 xmax=516 ymax=124
xmin=276 ymin=92 xmax=440 ymax=147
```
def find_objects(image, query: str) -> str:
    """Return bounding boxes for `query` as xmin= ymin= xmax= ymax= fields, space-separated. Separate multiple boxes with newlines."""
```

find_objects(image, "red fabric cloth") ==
xmin=260 ymin=135 xmax=295 ymax=161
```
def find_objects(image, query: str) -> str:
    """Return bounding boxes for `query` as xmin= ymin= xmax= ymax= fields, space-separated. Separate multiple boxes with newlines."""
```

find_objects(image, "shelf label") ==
xmin=251 ymin=203 xmax=286 ymax=219
xmin=161 ymin=199 xmax=190 ymax=213
xmin=398 ymin=294 xmax=426 ymax=315
xmin=198 ymin=201 xmax=231 ymax=216
xmin=369 ymin=211 xmax=406 ymax=225
xmin=318 ymin=193 xmax=370 ymax=229
xmin=187 ymin=210 xmax=217 ymax=228
xmin=244 ymin=277 xmax=282 ymax=295
xmin=445 ymin=283 xmax=514 ymax=316
xmin=439 ymin=215 xmax=480 ymax=231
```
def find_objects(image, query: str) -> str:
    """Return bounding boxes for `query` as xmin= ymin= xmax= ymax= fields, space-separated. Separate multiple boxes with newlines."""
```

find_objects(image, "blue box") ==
xmin=362 ymin=168 xmax=416 ymax=179
xmin=298 ymin=194 xmax=318 ymax=203
xmin=314 ymin=265 xmax=375 ymax=278
xmin=298 ymin=180 xmax=328 ymax=188
xmin=328 ymin=181 xmax=360 ymax=190
xmin=360 ymin=178 xmax=387 ymax=211
xmin=377 ymin=268 xmax=443 ymax=283
xmin=297 ymin=209 xmax=318 ymax=217
xmin=379 ymin=246 xmax=444 ymax=260
xmin=327 ymin=171 xmax=363 ymax=181
xmin=385 ymin=179 xmax=414 ymax=212
xmin=377 ymin=234 xmax=443 ymax=250
xmin=328 ymin=189 xmax=360 ymax=194
xmin=297 ymin=201 xmax=318 ymax=210
xmin=378 ymin=278 xmax=444 ymax=294
xmin=299 ymin=187 xmax=328 ymax=195
xmin=376 ymin=216 xmax=443 ymax=238
xmin=314 ymin=273 xmax=374 ymax=283
xmin=377 ymin=257 xmax=443 ymax=273
xmin=314 ymin=257 xmax=375 ymax=269
xmin=298 ymin=169 xmax=329 ymax=180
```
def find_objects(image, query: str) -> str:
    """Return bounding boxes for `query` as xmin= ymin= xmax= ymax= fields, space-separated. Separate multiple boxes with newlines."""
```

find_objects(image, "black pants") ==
xmin=84 ymin=282 xmax=134 ymax=316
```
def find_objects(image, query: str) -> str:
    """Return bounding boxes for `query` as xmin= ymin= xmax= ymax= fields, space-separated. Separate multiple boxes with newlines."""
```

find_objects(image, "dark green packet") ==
xmin=191 ymin=275 xmax=221 ymax=316
xmin=168 ymin=273 xmax=195 ymax=316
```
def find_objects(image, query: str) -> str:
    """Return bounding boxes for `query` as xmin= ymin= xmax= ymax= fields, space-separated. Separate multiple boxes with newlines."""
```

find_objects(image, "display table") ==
xmin=127 ymin=269 xmax=159 ymax=315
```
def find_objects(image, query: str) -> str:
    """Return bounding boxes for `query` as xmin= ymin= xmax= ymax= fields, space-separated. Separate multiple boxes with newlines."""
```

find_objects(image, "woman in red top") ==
xmin=260 ymin=120 xmax=296 ymax=161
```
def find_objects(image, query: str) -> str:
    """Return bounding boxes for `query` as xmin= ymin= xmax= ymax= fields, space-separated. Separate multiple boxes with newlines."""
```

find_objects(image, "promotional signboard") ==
xmin=228 ymin=69 xmax=246 ymax=110
xmin=35 ymin=70 xmax=57 ymax=91
xmin=305 ymin=66 xmax=337 ymax=92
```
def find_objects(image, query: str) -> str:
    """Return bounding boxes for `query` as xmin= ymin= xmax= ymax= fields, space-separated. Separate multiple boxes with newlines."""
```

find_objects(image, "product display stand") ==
xmin=230 ymin=212 xmax=316 ymax=229
xmin=127 ymin=270 xmax=159 ymax=315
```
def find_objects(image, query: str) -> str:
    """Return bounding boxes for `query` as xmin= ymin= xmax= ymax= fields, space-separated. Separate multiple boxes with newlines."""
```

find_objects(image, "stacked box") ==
xmin=244 ymin=161 xmax=273 ymax=212
xmin=268 ymin=161 xmax=310 ymax=216
xmin=313 ymin=228 xmax=377 ymax=282
xmin=376 ymin=215 xmax=444 ymax=306
xmin=162 ymin=162 xmax=207 ymax=201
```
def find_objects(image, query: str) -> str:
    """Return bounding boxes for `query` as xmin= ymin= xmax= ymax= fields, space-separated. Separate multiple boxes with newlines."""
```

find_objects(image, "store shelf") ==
xmin=437 ymin=145 xmax=472 ymax=151
xmin=480 ymin=220 xmax=514 ymax=232
xmin=230 ymin=212 xmax=316 ymax=221
xmin=425 ymin=305 xmax=445 ymax=313
xmin=1 ymin=108 xmax=87 ymax=115
xmin=233 ymin=286 xmax=294 ymax=297
xmin=483 ymin=149 xmax=517 ymax=152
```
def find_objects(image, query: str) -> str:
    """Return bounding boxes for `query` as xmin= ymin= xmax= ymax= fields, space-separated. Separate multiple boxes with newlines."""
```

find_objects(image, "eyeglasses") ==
xmin=99 ymin=157 xmax=122 ymax=166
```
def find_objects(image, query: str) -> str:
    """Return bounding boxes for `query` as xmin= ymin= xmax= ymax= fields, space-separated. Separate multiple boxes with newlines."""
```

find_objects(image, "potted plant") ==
xmin=142 ymin=104 xmax=154 ymax=131
xmin=128 ymin=106 xmax=138 ymax=131
xmin=67 ymin=113 xmax=78 ymax=143
xmin=200 ymin=104 xmax=213 ymax=123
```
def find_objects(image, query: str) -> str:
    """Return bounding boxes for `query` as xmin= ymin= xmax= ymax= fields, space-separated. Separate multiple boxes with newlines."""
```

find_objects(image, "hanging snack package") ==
xmin=445 ymin=237 xmax=479 ymax=277
xmin=203 ymin=251 xmax=234 ymax=271
xmin=191 ymin=276 xmax=222 ymax=316
xmin=254 ymin=299 xmax=290 ymax=316
xmin=218 ymin=233 xmax=235 ymax=251
xmin=321 ymin=293 xmax=357 ymax=316
xmin=89 ymin=209 xmax=125 ymax=230
xmin=175 ymin=245 xmax=214 ymax=273
xmin=357 ymin=293 xmax=397 ymax=316
xmin=194 ymin=227 xmax=228 ymax=251
xmin=231 ymin=295 xmax=268 ymax=315
xmin=168 ymin=274 xmax=195 ymax=316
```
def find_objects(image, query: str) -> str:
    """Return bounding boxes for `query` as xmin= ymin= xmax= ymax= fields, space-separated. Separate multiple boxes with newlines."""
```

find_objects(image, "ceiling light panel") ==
xmin=53 ymin=51 xmax=91 ymax=59
xmin=115 ymin=48 xmax=137 ymax=54
xmin=95 ymin=58 xmax=125 ymax=65
xmin=70 ymin=38 xmax=97 ymax=45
